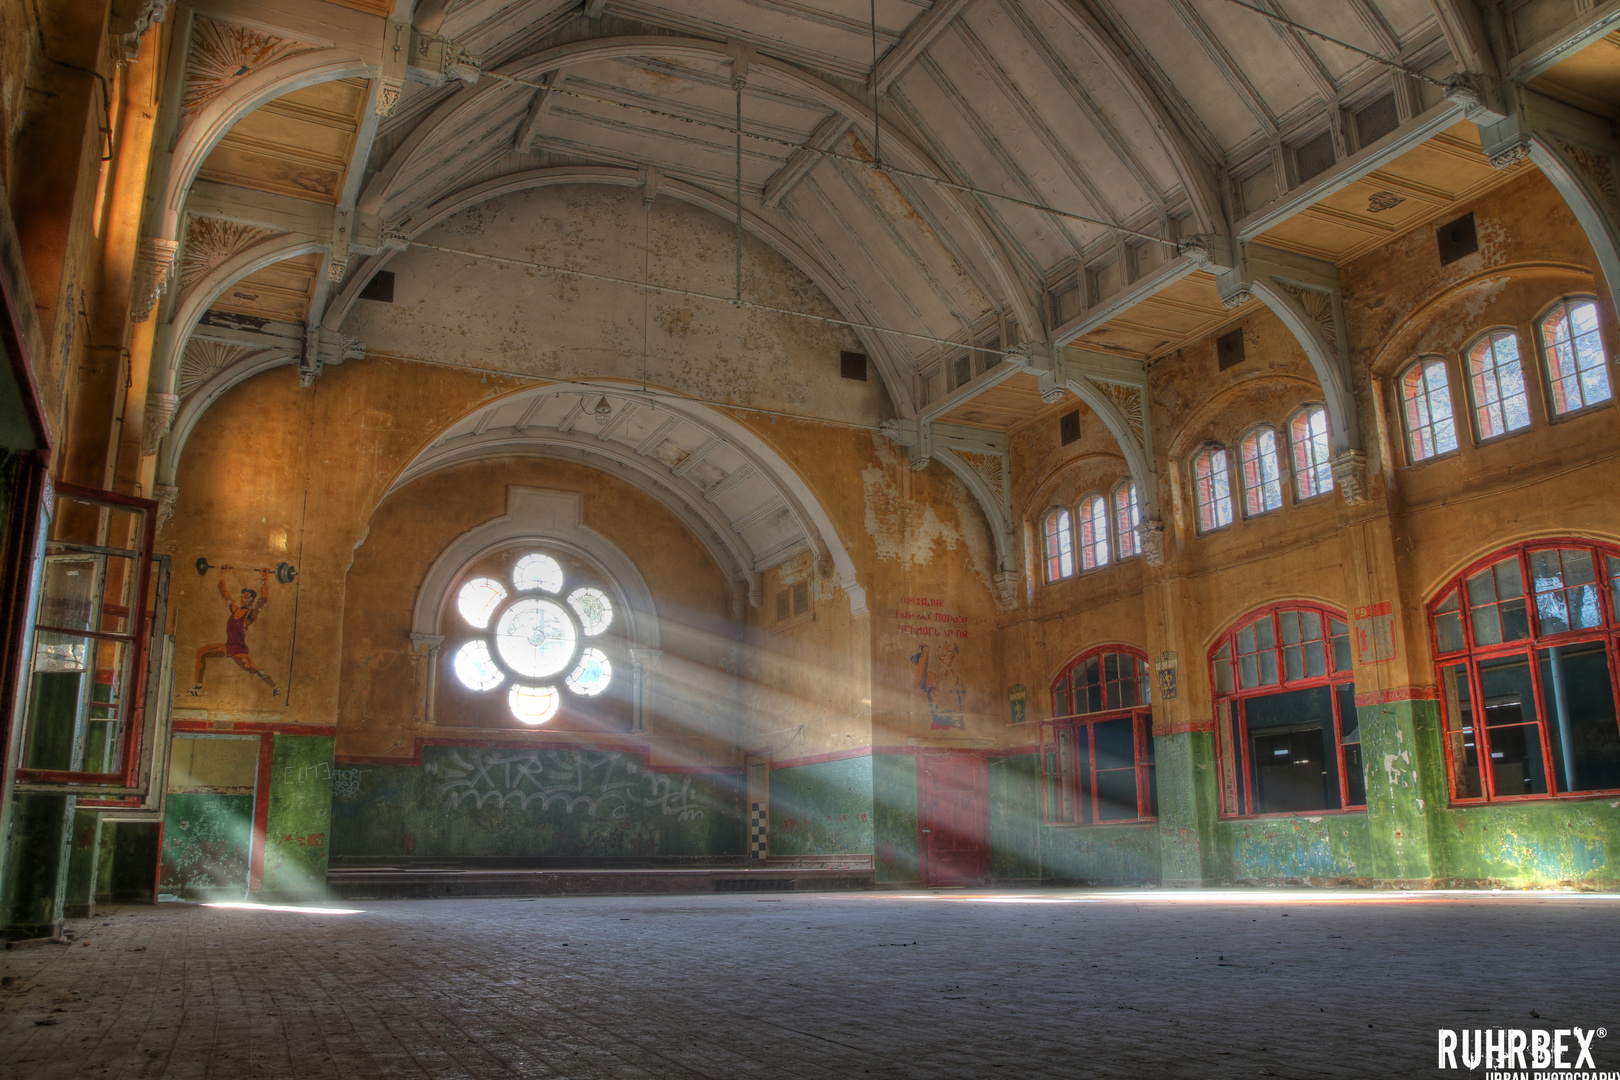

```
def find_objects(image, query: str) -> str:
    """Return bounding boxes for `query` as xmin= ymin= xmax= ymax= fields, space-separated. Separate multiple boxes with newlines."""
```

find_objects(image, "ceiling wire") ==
xmin=870 ymin=0 xmax=881 ymax=167
xmin=1219 ymin=0 xmax=1451 ymax=89
xmin=409 ymin=237 xmax=1008 ymax=356
xmin=473 ymin=68 xmax=1172 ymax=244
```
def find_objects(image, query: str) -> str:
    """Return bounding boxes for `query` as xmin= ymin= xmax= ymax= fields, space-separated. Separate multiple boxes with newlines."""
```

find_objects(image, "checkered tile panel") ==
xmin=749 ymin=801 xmax=768 ymax=859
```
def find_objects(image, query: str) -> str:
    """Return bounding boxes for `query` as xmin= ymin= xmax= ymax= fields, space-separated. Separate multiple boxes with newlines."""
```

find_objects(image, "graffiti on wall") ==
xmin=428 ymin=748 xmax=707 ymax=820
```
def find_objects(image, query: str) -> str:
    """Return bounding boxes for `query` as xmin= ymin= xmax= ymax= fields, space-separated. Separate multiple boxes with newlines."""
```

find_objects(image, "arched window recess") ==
xmin=1043 ymin=646 xmax=1155 ymax=825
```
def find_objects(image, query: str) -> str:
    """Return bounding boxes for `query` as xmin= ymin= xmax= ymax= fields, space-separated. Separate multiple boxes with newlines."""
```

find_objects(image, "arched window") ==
xmin=1113 ymin=481 xmax=1140 ymax=559
xmin=1238 ymin=426 xmax=1283 ymax=516
xmin=1289 ymin=407 xmax=1334 ymax=500
xmin=1398 ymin=356 xmax=1459 ymax=462
xmin=1538 ymin=298 xmax=1611 ymax=415
xmin=1044 ymin=508 xmax=1075 ymax=582
xmin=1430 ymin=540 xmax=1620 ymax=803
xmin=443 ymin=547 xmax=626 ymax=730
xmin=1210 ymin=604 xmax=1362 ymax=816
xmin=1193 ymin=446 xmax=1233 ymax=533
xmin=1467 ymin=330 xmax=1532 ymax=439
xmin=1044 ymin=647 xmax=1154 ymax=824
xmin=1078 ymin=493 xmax=1110 ymax=570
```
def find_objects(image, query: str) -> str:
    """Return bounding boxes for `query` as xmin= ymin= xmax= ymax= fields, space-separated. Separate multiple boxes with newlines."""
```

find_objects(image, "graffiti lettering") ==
xmin=429 ymin=750 xmax=707 ymax=821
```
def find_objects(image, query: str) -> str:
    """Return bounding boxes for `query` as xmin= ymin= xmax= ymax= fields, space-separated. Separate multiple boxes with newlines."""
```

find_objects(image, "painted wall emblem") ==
xmin=912 ymin=642 xmax=967 ymax=729
xmin=1155 ymin=651 xmax=1178 ymax=700
xmin=189 ymin=565 xmax=281 ymax=697
xmin=1353 ymin=601 xmax=1397 ymax=664
xmin=1008 ymin=683 xmax=1026 ymax=725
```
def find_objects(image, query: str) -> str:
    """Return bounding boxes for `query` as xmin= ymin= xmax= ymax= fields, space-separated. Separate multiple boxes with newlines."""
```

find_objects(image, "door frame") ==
xmin=916 ymin=751 xmax=989 ymax=887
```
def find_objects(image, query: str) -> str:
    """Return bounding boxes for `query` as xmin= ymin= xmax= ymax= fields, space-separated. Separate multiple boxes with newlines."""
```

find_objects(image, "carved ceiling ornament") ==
xmin=178 ymin=216 xmax=284 ymax=295
xmin=178 ymin=339 xmax=255 ymax=398
xmin=1278 ymin=283 xmax=1336 ymax=342
xmin=1093 ymin=380 xmax=1145 ymax=445
xmin=953 ymin=448 xmax=1007 ymax=509
xmin=1560 ymin=142 xmax=1618 ymax=213
xmin=182 ymin=15 xmax=317 ymax=121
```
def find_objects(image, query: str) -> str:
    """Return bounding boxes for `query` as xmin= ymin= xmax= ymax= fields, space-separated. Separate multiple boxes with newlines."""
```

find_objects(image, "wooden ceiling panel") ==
xmin=198 ymin=78 xmax=368 ymax=206
xmin=1529 ymin=32 xmax=1620 ymax=118
xmin=211 ymin=253 xmax=323 ymax=322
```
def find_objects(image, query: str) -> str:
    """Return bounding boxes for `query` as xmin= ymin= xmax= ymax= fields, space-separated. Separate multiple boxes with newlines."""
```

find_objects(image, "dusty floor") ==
xmin=0 ymin=889 xmax=1617 ymax=1079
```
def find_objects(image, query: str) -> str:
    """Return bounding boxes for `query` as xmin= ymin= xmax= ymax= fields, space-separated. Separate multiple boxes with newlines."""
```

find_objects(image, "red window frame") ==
xmin=1193 ymin=446 xmax=1233 ymax=533
xmin=1289 ymin=407 xmax=1334 ymax=500
xmin=1429 ymin=538 xmax=1620 ymax=805
xmin=1113 ymin=481 xmax=1139 ymax=559
xmin=1238 ymin=426 xmax=1283 ymax=516
xmin=1043 ymin=508 xmax=1075 ymax=583
xmin=1042 ymin=646 xmax=1154 ymax=825
xmin=1077 ymin=493 xmax=1109 ymax=571
xmin=1398 ymin=356 xmax=1460 ymax=463
xmin=1466 ymin=329 xmax=1533 ymax=441
xmin=1209 ymin=601 xmax=1362 ymax=817
xmin=1537 ymin=297 xmax=1611 ymax=417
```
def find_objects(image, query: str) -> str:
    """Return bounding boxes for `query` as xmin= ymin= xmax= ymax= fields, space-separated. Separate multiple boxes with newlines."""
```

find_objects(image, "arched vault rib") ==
xmin=358 ymin=34 xmax=1044 ymax=346
xmin=325 ymin=165 xmax=915 ymax=416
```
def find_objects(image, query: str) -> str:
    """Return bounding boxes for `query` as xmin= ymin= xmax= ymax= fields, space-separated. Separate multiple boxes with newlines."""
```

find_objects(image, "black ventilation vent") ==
xmin=840 ymin=350 xmax=867 ymax=381
xmin=1294 ymin=130 xmax=1336 ymax=183
xmin=1438 ymin=213 xmax=1478 ymax=265
xmin=1059 ymin=410 xmax=1081 ymax=445
xmin=1217 ymin=328 xmax=1246 ymax=370
xmin=359 ymin=270 xmax=395 ymax=302
xmin=1353 ymin=93 xmax=1400 ymax=148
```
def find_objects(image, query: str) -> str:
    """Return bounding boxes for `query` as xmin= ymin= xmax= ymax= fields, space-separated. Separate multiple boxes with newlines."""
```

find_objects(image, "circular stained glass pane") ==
xmin=508 ymin=683 xmax=559 ymax=725
xmin=453 ymin=640 xmax=504 ymax=691
xmin=456 ymin=577 xmax=507 ymax=629
xmin=495 ymin=598 xmax=577 ymax=678
xmin=566 ymin=648 xmax=612 ymax=696
xmin=567 ymin=587 xmax=614 ymax=636
xmin=512 ymin=553 xmax=564 ymax=594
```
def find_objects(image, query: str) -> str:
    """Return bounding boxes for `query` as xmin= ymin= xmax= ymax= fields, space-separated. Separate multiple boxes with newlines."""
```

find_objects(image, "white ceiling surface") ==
xmin=362 ymin=0 xmax=1455 ymax=376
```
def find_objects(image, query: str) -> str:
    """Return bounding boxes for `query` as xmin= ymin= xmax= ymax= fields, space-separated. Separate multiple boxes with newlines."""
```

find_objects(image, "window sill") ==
xmin=1218 ymin=807 xmax=1368 ymax=822
xmin=1044 ymin=817 xmax=1157 ymax=828
xmin=1401 ymin=447 xmax=1462 ymax=470
xmin=1449 ymin=788 xmax=1620 ymax=807
xmin=1545 ymin=397 xmax=1613 ymax=424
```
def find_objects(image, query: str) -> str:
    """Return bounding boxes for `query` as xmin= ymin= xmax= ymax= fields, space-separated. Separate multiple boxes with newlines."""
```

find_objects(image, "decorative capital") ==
xmin=1137 ymin=518 xmax=1167 ymax=567
xmin=992 ymin=571 xmax=1018 ymax=612
xmin=409 ymin=632 xmax=444 ymax=656
xmin=1331 ymin=450 xmax=1370 ymax=506
xmin=153 ymin=484 xmax=179 ymax=531
xmin=1176 ymin=234 xmax=1232 ymax=271
xmin=375 ymin=77 xmax=403 ymax=116
xmin=141 ymin=392 xmax=181 ymax=458
xmin=1488 ymin=142 xmax=1532 ymax=170
xmin=1442 ymin=73 xmax=1508 ymax=124
xmin=122 ymin=0 xmax=170 ymax=60
xmin=131 ymin=238 xmax=181 ymax=323
xmin=327 ymin=250 xmax=350 ymax=282
xmin=1219 ymin=286 xmax=1254 ymax=311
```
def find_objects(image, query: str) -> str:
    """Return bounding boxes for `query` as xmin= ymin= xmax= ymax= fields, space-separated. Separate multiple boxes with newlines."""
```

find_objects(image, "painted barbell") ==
xmin=194 ymin=557 xmax=298 ymax=585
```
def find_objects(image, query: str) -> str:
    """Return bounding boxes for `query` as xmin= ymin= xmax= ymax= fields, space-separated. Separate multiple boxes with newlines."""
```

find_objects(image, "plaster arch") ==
xmin=1200 ymin=594 xmax=1352 ymax=654
xmin=386 ymin=383 xmax=869 ymax=618
xmin=359 ymin=34 xmax=1043 ymax=343
xmin=1020 ymin=449 xmax=1131 ymax=523
xmin=1163 ymin=372 xmax=1324 ymax=462
xmin=1419 ymin=530 xmax=1620 ymax=605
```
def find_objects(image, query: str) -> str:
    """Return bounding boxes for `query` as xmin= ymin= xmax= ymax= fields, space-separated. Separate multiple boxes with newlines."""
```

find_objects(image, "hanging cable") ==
xmin=1220 ymin=0 xmax=1450 ymax=88
xmin=870 ymin=0 xmax=881 ymax=168
xmin=409 ymin=238 xmax=1008 ymax=356
xmin=735 ymin=81 xmax=744 ymax=303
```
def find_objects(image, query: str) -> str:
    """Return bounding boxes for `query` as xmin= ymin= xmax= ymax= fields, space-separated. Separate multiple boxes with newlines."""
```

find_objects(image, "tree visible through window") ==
xmin=1194 ymin=447 xmax=1233 ymax=532
xmin=1239 ymin=426 xmax=1283 ymax=516
xmin=1540 ymin=299 xmax=1611 ymax=415
xmin=1399 ymin=357 xmax=1458 ymax=461
xmin=1044 ymin=509 xmax=1075 ymax=582
xmin=1468 ymin=330 xmax=1532 ymax=439
xmin=1290 ymin=407 xmax=1334 ymax=500
xmin=1079 ymin=494 xmax=1110 ymax=571
xmin=1044 ymin=647 xmax=1154 ymax=824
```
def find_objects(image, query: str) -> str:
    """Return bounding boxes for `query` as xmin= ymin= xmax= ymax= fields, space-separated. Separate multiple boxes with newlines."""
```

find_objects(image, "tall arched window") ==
xmin=1289 ymin=407 xmax=1334 ymax=500
xmin=1113 ymin=481 xmax=1140 ymax=559
xmin=1078 ymin=493 xmax=1110 ymax=570
xmin=1238 ymin=426 xmax=1283 ymax=516
xmin=1210 ymin=603 xmax=1362 ymax=816
xmin=1193 ymin=446 xmax=1233 ymax=533
xmin=1398 ymin=356 xmax=1458 ymax=462
xmin=1539 ymin=298 xmax=1611 ymax=415
xmin=1044 ymin=646 xmax=1154 ymax=824
xmin=1044 ymin=508 xmax=1075 ymax=582
xmin=1467 ymin=330 xmax=1532 ymax=439
xmin=1430 ymin=540 xmax=1620 ymax=803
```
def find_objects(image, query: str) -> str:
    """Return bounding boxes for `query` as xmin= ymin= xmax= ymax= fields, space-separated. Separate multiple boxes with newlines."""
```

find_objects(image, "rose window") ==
xmin=451 ymin=552 xmax=615 ymax=724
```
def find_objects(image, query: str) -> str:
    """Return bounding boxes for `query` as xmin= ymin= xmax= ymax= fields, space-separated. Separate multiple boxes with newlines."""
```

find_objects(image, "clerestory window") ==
xmin=1078 ymin=493 xmax=1110 ymax=571
xmin=1193 ymin=447 xmax=1234 ymax=533
xmin=1538 ymin=298 xmax=1611 ymax=416
xmin=1467 ymin=330 xmax=1532 ymax=440
xmin=1239 ymin=426 xmax=1284 ymax=516
xmin=1398 ymin=356 xmax=1459 ymax=462
xmin=1044 ymin=508 xmax=1075 ymax=583
xmin=1289 ymin=407 xmax=1334 ymax=500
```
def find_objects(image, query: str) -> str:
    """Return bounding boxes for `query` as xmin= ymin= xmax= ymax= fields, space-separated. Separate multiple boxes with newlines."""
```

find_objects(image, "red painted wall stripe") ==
xmin=174 ymin=719 xmax=337 ymax=737
xmin=1353 ymin=687 xmax=1439 ymax=707
xmin=248 ymin=733 xmax=275 ymax=892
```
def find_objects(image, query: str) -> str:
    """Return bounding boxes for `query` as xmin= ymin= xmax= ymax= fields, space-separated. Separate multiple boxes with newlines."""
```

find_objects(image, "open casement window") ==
xmin=15 ymin=483 xmax=167 ymax=791
xmin=1043 ymin=508 xmax=1075 ymax=582
xmin=1467 ymin=330 xmax=1533 ymax=440
xmin=1078 ymin=494 xmax=1109 ymax=571
xmin=1430 ymin=540 xmax=1620 ymax=804
xmin=1538 ymin=298 xmax=1611 ymax=416
xmin=440 ymin=546 xmax=630 ymax=731
xmin=1113 ymin=481 xmax=1140 ymax=560
xmin=1043 ymin=647 xmax=1154 ymax=824
xmin=1238 ymin=426 xmax=1283 ymax=516
xmin=1398 ymin=357 xmax=1459 ymax=462
xmin=1289 ymin=407 xmax=1334 ymax=500
xmin=1193 ymin=447 xmax=1233 ymax=533
xmin=1210 ymin=604 xmax=1363 ymax=817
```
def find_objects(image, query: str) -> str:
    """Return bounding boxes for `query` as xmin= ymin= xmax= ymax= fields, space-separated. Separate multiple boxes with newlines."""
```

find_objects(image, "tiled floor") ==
xmin=2 ymin=889 xmax=1618 ymax=1079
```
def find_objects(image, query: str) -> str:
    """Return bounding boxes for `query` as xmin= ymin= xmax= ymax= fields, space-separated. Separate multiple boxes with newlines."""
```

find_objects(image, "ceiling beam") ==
xmin=871 ymin=0 xmax=975 ymax=93
xmin=512 ymin=66 xmax=568 ymax=151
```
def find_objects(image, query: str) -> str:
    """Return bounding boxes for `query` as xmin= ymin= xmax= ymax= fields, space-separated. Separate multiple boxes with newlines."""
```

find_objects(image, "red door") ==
xmin=917 ymin=754 xmax=989 ymax=887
